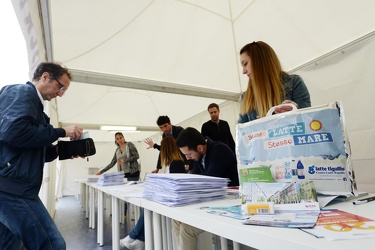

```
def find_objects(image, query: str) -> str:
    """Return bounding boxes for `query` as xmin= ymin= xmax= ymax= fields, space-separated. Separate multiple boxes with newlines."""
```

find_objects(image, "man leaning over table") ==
xmin=174 ymin=127 xmax=239 ymax=250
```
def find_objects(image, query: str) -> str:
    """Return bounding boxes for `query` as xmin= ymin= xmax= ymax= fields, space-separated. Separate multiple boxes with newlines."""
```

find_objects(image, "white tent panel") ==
xmin=51 ymin=0 xmax=240 ymax=93
xmin=296 ymin=36 xmax=375 ymax=142
xmin=57 ymin=82 xmax=225 ymax=128
xmin=11 ymin=0 xmax=375 ymax=196
xmin=295 ymin=34 xmax=375 ymax=192
xmin=234 ymin=0 xmax=375 ymax=71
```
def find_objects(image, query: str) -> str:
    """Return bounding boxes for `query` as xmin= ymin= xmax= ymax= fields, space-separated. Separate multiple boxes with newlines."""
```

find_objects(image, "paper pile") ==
xmin=97 ymin=171 xmax=124 ymax=186
xmin=143 ymin=173 xmax=228 ymax=206
xmin=87 ymin=175 xmax=99 ymax=183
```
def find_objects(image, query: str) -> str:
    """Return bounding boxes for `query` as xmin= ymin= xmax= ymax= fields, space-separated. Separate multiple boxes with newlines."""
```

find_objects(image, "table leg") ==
xmin=144 ymin=209 xmax=153 ymax=250
xmin=153 ymin=212 xmax=162 ymax=250
xmin=80 ymin=182 xmax=85 ymax=210
xmin=233 ymin=241 xmax=241 ymax=250
xmin=221 ymin=237 xmax=228 ymax=250
xmin=85 ymin=184 xmax=89 ymax=218
xmin=97 ymin=190 xmax=104 ymax=246
xmin=89 ymin=186 xmax=96 ymax=229
xmin=112 ymin=196 xmax=120 ymax=250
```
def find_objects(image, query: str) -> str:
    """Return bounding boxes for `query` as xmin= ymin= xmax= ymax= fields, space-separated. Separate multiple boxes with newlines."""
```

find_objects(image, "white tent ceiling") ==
xmin=12 ymin=0 xmax=375 ymax=144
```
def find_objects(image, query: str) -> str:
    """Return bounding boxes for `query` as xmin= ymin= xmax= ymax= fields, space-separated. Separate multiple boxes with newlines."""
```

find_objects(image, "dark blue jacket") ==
xmin=191 ymin=138 xmax=239 ymax=187
xmin=0 ymin=82 xmax=65 ymax=198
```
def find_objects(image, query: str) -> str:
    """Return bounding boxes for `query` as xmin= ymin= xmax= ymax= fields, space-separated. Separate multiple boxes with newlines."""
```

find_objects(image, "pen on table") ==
xmin=352 ymin=196 xmax=375 ymax=205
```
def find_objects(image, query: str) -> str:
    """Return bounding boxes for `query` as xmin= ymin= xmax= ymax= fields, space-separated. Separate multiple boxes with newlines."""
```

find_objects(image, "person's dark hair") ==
xmin=32 ymin=62 xmax=72 ymax=82
xmin=176 ymin=127 xmax=206 ymax=151
xmin=207 ymin=103 xmax=219 ymax=111
xmin=156 ymin=116 xmax=171 ymax=126
xmin=114 ymin=132 xmax=124 ymax=146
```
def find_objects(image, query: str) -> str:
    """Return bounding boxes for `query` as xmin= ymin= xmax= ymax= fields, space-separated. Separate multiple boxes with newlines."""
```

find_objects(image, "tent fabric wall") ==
xmin=41 ymin=0 xmax=375 ymax=143
xmin=295 ymin=34 xmax=375 ymax=192
xmin=11 ymin=0 xmax=375 ymax=197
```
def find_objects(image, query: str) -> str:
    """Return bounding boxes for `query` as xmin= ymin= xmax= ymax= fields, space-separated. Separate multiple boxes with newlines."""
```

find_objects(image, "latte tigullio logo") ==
xmin=308 ymin=165 xmax=315 ymax=174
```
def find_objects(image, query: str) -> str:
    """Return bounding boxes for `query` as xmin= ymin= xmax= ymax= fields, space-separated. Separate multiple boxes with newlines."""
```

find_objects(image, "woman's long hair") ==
xmin=160 ymin=137 xmax=183 ymax=167
xmin=240 ymin=41 xmax=285 ymax=118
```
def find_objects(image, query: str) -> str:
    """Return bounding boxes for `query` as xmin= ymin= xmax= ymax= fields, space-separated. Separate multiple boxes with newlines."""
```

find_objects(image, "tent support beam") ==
xmin=290 ymin=30 xmax=375 ymax=73
xmin=69 ymin=69 xmax=240 ymax=102
xmin=59 ymin=123 xmax=160 ymax=132
xmin=40 ymin=0 xmax=53 ymax=61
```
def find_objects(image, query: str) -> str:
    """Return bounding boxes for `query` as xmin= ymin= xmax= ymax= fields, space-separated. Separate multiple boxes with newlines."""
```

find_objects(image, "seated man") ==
xmin=173 ymin=127 xmax=239 ymax=250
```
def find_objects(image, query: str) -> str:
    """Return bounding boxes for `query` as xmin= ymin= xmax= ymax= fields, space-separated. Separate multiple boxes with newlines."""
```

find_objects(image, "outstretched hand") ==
xmin=144 ymin=138 xmax=155 ymax=149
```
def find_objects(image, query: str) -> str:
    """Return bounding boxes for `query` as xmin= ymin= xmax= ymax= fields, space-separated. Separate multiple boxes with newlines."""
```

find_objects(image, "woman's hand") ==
xmin=118 ymin=159 xmax=125 ymax=165
xmin=274 ymin=100 xmax=298 ymax=114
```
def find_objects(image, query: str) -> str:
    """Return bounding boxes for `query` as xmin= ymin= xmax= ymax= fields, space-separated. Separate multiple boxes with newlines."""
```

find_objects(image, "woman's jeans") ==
xmin=129 ymin=209 xmax=145 ymax=242
xmin=0 ymin=191 xmax=66 ymax=250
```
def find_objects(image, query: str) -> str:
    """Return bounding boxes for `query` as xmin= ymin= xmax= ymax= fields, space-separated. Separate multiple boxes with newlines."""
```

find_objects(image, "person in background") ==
xmin=173 ymin=127 xmax=239 ymax=250
xmin=0 ymin=62 xmax=83 ymax=249
xmin=238 ymin=41 xmax=311 ymax=123
xmin=97 ymin=132 xmax=140 ymax=181
xmin=144 ymin=115 xmax=190 ymax=172
xmin=120 ymin=136 xmax=186 ymax=250
xmin=201 ymin=103 xmax=236 ymax=153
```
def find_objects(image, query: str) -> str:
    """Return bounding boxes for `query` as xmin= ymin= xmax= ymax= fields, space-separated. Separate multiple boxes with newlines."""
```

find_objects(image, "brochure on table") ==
xmin=302 ymin=210 xmax=375 ymax=240
xmin=199 ymin=205 xmax=249 ymax=220
xmin=201 ymin=182 xmax=321 ymax=228
xmin=241 ymin=181 xmax=320 ymax=228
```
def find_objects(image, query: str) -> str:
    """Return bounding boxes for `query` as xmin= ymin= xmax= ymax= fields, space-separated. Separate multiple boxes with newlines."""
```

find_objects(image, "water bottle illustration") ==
xmin=291 ymin=160 xmax=297 ymax=176
xmin=297 ymin=160 xmax=305 ymax=179
xmin=284 ymin=161 xmax=292 ymax=179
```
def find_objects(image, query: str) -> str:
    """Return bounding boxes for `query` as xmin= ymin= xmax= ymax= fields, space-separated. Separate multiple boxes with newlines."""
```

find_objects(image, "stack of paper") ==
xmin=87 ymin=175 xmax=99 ymax=183
xmin=143 ymin=174 xmax=228 ymax=206
xmin=97 ymin=171 xmax=124 ymax=186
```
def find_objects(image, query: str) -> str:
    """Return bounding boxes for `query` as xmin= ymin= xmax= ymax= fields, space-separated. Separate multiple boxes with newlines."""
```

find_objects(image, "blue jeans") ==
xmin=129 ymin=209 xmax=145 ymax=242
xmin=0 ymin=191 xmax=66 ymax=250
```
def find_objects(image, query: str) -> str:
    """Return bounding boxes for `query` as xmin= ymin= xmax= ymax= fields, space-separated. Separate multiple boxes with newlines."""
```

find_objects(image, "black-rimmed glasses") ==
xmin=55 ymin=78 xmax=66 ymax=92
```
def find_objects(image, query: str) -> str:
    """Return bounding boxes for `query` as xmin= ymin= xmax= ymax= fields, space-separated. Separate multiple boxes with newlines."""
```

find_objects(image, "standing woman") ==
xmin=97 ymin=132 xmax=140 ymax=181
xmin=238 ymin=41 xmax=311 ymax=123
xmin=119 ymin=136 xmax=186 ymax=249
